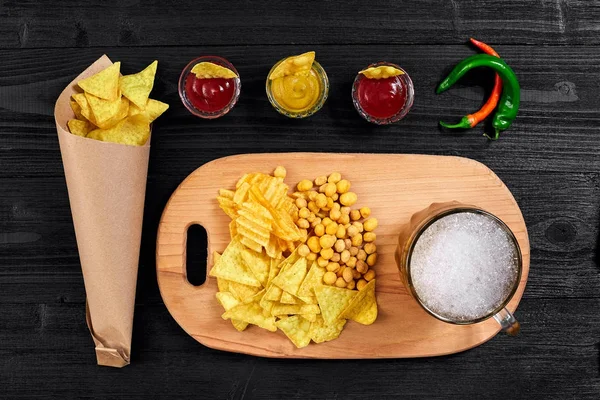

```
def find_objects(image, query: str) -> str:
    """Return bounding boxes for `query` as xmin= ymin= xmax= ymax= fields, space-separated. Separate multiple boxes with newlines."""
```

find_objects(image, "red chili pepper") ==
xmin=439 ymin=38 xmax=503 ymax=131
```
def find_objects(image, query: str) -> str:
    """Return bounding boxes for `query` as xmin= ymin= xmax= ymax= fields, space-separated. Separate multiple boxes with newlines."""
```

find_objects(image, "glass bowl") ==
xmin=178 ymin=55 xmax=241 ymax=119
xmin=265 ymin=59 xmax=329 ymax=118
xmin=351 ymin=62 xmax=414 ymax=125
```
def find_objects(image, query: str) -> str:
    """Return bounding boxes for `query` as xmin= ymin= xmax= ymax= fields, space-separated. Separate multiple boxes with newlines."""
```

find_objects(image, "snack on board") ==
xmin=266 ymin=51 xmax=329 ymax=118
xmin=210 ymin=167 xmax=378 ymax=348
xmin=67 ymin=60 xmax=168 ymax=145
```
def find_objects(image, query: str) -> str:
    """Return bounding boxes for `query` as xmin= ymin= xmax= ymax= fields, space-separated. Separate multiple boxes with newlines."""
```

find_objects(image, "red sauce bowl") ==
xmin=178 ymin=56 xmax=241 ymax=119
xmin=352 ymin=62 xmax=414 ymax=125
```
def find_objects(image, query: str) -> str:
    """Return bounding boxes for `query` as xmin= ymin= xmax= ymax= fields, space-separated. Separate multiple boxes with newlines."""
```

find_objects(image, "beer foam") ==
xmin=410 ymin=212 xmax=519 ymax=322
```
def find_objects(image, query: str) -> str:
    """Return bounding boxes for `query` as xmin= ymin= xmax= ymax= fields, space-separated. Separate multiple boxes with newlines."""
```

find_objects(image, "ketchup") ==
xmin=356 ymin=75 xmax=407 ymax=120
xmin=184 ymin=74 xmax=236 ymax=113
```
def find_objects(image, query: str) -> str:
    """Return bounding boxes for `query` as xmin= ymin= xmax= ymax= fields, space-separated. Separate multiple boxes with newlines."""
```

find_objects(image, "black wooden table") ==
xmin=1 ymin=1 xmax=599 ymax=398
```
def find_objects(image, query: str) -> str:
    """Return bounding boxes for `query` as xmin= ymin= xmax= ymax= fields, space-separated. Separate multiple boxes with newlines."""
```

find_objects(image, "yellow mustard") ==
xmin=270 ymin=68 xmax=322 ymax=113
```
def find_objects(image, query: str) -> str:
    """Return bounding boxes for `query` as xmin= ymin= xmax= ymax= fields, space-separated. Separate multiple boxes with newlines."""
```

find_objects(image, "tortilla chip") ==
xmin=70 ymin=99 xmax=87 ymax=121
xmin=120 ymin=60 xmax=157 ymax=108
xmin=128 ymin=98 xmax=169 ymax=122
xmin=297 ymin=262 xmax=326 ymax=297
xmin=85 ymin=91 xmax=123 ymax=125
xmin=67 ymin=119 xmax=92 ymax=137
xmin=209 ymin=237 xmax=262 ymax=287
xmin=215 ymin=292 xmax=248 ymax=332
xmin=228 ymin=280 xmax=261 ymax=302
xmin=264 ymin=284 xmax=283 ymax=302
xmin=271 ymin=303 xmax=320 ymax=316
xmin=271 ymin=257 xmax=307 ymax=295
xmin=309 ymin=314 xmax=346 ymax=343
xmin=280 ymin=291 xmax=298 ymax=305
xmin=222 ymin=301 xmax=277 ymax=332
xmin=72 ymin=92 xmax=98 ymax=125
xmin=87 ymin=114 xmax=150 ymax=146
xmin=314 ymin=285 xmax=357 ymax=325
xmin=340 ymin=279 xmax=378 ymax=325
xmin=275 ymin=315 xmax=311 ymax=348
xmin=300 ymin=313 xmax=318 ymax=322
xmin=78 ymin=62 xmax=120 ymax=101
xmin=191 ymin=62 xmax=237 ymax=79
xmin=241 ymin=249 xmax=270 ymax=287
xmin=216 ymin=278 xmax=229 ymax=293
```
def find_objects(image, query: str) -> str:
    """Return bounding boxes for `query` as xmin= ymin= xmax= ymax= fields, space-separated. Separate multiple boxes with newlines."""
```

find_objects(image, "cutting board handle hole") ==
xmin=186 ymin=224 xmax=208 ymax=286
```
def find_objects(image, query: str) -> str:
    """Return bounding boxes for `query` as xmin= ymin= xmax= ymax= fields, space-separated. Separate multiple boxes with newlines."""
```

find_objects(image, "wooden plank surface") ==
xmin=156 ymin=153 xmax=530 ymax=358
xmin=1 ymin=1 xmax=600 ymax=47
xmin=1 ymin=0 xmax=600 ymax=398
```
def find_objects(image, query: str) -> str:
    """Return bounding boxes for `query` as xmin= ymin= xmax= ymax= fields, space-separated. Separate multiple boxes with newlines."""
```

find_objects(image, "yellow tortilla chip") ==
xmin=280 ymin=291 xmax=298 ymax=305
xmin=70 ymin=99 xmax=87 ymax=121
xmin=267 ymin=256 xmax=283 ymax=286
xmin=216 ymin=278 xmax=229 ymax=292
xmin=271 ymin=257 xmax=307 ymax=295
xmin=67 ymin=119 xmax=92 ymax=137
xmin=314 ymin=285 xmax=357 ymax=325
xmin=271 ymin=303 xmax=319 ymax=316
xmin=241 ymin=249 xmax=270 ymax=287
xmin=297 ymin=262 xmax=325 ymax=297
xmin=228 ymin=281 xmax=261 ymax=302
xmin=300 ymin=313 xmax=318 ymax=322
xmin=72 ymin=92 xmax=97 ymax=125
xmin=359 ymin=65 xmax=404 ymax=80
xmin=191 ymin=62 xmax=238 ymax=79
xmin=208 ymin=237 xmax=262 ymax=287
xmin=222 ymin=301 xmax=277 ymax=332
xmin=78 ymin=62 xmax=120 ymax=101
xmin=215 ymin=292 xmax=248 ymax=332
xmin=297 ymin=295 xmax=317 ymax=305
xmin=93 ymin=97 xmax=129 ymax=129
xmin=119 ymin=60 xmax=157 ymax=108
xmin=84 ymin=90 xmax=124 ymax=126
xmin=340 ymin=279 xmax=378 ymax=325
xmin=309 ymin=314 xmax=346 ymax=343
xmin=264 ymin=284 xmax=283 ymax=301
xmin=275 ymin=315 xmax=311 ymax=348
xmin=268 ymin=51 xmax=315 ymax=80
xmin=128 ymin=98 xmax=169 ymax=122
xmin=87 ymin=114 xmax=150 ymax=146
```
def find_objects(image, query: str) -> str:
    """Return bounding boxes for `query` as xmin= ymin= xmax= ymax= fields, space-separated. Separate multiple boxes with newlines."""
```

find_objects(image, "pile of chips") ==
xmin=211 ymin=167 xmax=377 ymax=348
xmin=68 ymin=60 xmax=168 ymax=146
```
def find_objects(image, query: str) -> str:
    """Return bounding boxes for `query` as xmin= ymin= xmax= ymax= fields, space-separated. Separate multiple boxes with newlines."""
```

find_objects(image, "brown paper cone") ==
xmin=54 ymin=55 xmax=150 ymax=367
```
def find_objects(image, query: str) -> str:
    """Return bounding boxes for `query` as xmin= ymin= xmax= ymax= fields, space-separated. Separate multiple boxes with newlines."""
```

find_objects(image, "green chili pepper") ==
xmin=437 ymin=54 xmax=520 ymax=140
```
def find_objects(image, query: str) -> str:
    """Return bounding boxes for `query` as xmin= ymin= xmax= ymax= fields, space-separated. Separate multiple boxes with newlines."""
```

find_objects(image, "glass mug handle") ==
xmin=493 ymin=307 xmax=520 ymax=336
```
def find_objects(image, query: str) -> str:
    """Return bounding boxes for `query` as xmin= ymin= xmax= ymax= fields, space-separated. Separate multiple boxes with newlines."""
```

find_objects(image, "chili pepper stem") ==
xmin=440 ymin=116 xmax=473 ymax=129
xmin=483 ymin=130 xmax=500 ymax=141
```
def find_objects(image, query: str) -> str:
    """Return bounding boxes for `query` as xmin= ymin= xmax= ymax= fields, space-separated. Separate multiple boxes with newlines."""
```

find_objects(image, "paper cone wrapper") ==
xmin=54 ymin=55 xmax=149 ymax=367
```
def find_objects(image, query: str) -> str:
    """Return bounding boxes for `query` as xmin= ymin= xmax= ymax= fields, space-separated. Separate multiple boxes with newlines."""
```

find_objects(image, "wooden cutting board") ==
xmin=156 ymin=153 xmax=530 ymax=358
